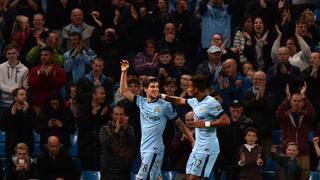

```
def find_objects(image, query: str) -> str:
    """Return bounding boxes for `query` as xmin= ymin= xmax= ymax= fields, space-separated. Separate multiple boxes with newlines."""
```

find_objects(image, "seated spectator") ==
xmin=270 ymin=142 xmax=302 ymax=180
xmin=76 ymin=57 xmax=114 ymax=106
xmin=26 ymin=31 xmax=64 ymax=67
xmin=62 ymin=8 xmax=95 ymax=51
xmin=133 ymin=39 xmax=158 ymax=76
xmin=99 ymin=104 xmax=136 ymax=180
xmin=64 ymin=32 xmax=96 ymax=84
xmin=37 ymin=136 xmax=76 ymax=180
xmin=36 ymin=95 xmax=75 ymax=150
xmin=1 ymin=87 xmax=35 ymax=157
xmin=169 ymin=111 xmax=194 ymax=180
xmin=7 ymin=143 xmax=36 ymax=180
xmin=77 ymin=86 xmax=108 ymax=170
xmin=28 ymin=46 xmax=66 ymax=114
xmin=276 ymin=83 xmax=315 ymax=180
xmin=271 ymin=25 xmax=311 ymax=72
xmin=0 ymin=43 xmax=28 ymax=116
xmin=238 ymin=127 xmax=264 ymax=180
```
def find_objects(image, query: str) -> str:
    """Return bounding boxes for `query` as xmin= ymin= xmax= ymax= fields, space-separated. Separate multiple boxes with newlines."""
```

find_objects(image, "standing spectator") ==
xmin=7 ymin=143 xmax=36 ymax=180
xmin=157 ymin=22 xmax=184 ymax=54
xmin=99 ymin=104 xmax=136 ymax=180
xmin=46 ymin=0 xmax=77 ymax=30
xmin=1 ymin=87 xmax=35 ymax=157
xmin=28 ymin=46 xmax=66 ymax=114
xmin=0 ymin=43 xmax=28 ymax=116
xmin=36 ymin=95 xmax=75 ymax=150
xmin=242 ymin=71 xmax=276 ymax=157
xmin=216 ymin=100 xmax=254 ymax=180
xmin=10 ymin=15 xmax=30 ymax=55
xmin=62 ymin=8 xmax=95 ymax=51
xmin=300 ymin=9 xmax=320 ymax=50
xmin=37 ymin=136 xmax=76 ymax=180
xmin=270 ymin=142 xmax=302 ymax=180
xmin=199 ymin=0 xmax=231 ymax=48
xmin=65 ymin=84 xmax=80 ymax=121
xmin=76 ymin=57 xmax=114 ymax=106
xmin=8 ymin=0 xmax=41 ymax=20
xmin=238 ymin=127 xmax=264 ymax=180
xmin=210 ymin=33 xmax=238 ymax=62
xmin=77 ymin=86 xmax=108 ymax=170
xmin=276 ymin=83 xmax=315 ymax=180
xmin=64 ymin=31 xmax=96 ymax=84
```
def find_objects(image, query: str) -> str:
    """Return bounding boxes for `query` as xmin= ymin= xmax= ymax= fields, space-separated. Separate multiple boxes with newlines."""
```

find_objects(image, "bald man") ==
xmin=37 ymin=136 xmax=76 ymax=180
xmin=218 ymin=59 xmax=252 ymax=108
xmin=242 ymin=71 xmax=276 ymax=159
xmin=62 ymin=8 xmax=95 ymax=51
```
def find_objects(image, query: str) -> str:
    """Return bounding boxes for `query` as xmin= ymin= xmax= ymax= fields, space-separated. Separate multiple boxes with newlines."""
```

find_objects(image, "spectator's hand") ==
xmin=114 ymin=9 xmax=120 ymax=26
xmin=11 ymin=103 xmax=17 ymax=115
xmin=242 ymin=32 xmax=251 ymax=41
xmin=130 ymin=5 xmax=139 ymax=21
xmin=235 ymin=80 xmax=242 ymax=89
xmin=275 ymin=25 xmax=282 ymax=39
xmin=187 ymin=119 xmax=205 ymax=128
xmin=300 ymin=81 xmax=307 ymax=98
xmin=259 ymin=0 xmax=267 ymax=8
xmin=240 ymin=152 xmax=246 ymax=164
xmin=101 ymin=106 xmax=108 ymax=116
xmin=313 ymin=137 xmax=320 ymax=144
xmin=121 ymin=116 xmax=129 ymax=129
xmin=54 ymin=120 xmax=63 ymax=128
xmin=120 ymin=60 xmax=130 ymax=72
xmin=285 ymin=84 xmax=291 ymax=100
xmin=256 ymin=154 xmax=264 ymax=166
xmin=92 ymin=103 xmax=99 ymax=116
xmin=159 ymin=68 xmax=168 ymax=77
xmin=139 ymin=7 xmax=147 ymax=18
xmin=280 ymin=64 xmax=289 ymax=75
xmin=93 ymin=79 xmax=101 ymax=87
xmin=270 ymin=145 xmax=278 ymax=153
xmin=48 ymin=119 xmax=55 ymax=128
xmin=91 ymin=10 xmax=100 ymax=19
xmin=255 ymin=85 xmax=265 ymax=100
xmin=56 ymin=178 xmax=64 ymax=180
xmin=114 ymin=116 xmax=121 ymax=133
xmin=262 ymin=30 xmax=269 ymax=42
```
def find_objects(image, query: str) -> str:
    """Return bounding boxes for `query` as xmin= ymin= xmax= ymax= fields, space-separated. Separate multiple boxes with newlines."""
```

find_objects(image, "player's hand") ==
xmin=313 ymin=137 xmax=320 ymax=144
xmin=120 ymin=60 xmax=130 ymax=72
xmin=187 ymin=119 xmax=205 ymax=128
xmin=256 ymin=154 xmax=263 ymax=166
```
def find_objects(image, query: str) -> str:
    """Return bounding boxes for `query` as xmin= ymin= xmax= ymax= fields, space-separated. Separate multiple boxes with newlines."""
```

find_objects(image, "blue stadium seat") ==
xmin=209 ymin=171 xmax=215 ymax=180
xmin=310 ymin=171 xmax=320 ymax=180
xmin=162 ymin=171 xmax=176 ymax=180
xmin=72 ymin=157 xmax=81 ymax=172
xmin=0 ymin=143 xmax=5 ymax=156
xmin=0 ymin=131 xmax=5 ymax=142
xmin=130 ymin=172 xmax=136 ymax=180
xmin=272 ymin=130 xmax=282 ymax=145
xmin=262 ymin=171 xmax=276 ymax=180
xmin=33 ymin=131 xmax=40 ymax=143
xmin=264 ymin=157 xmax=278 ymax=171
xmin=69 ymin=132 xmax=78 ymax=156
xmin=80 ymin=171 xmax=100 ymax=180
xmin=1 ymin=157 xmax=7 ymax=177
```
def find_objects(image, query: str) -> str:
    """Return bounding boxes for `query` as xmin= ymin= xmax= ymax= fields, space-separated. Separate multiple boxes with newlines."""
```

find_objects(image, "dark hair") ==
xmin=190 ymin=75 xmax=210 ymax=92
xmin=286 ymin=142 xmax=298 ymax=149
xmin=113 ymin=102 xmax=127 ymax=116
xmin=142 ymin=77 xmax=160 ymax=88
xmin=158 ymin=48 xmax=171 ymax=55
xmin=12 ymin=87 xmax=26 ymax=97
xmin=92 ymin=57 xmax=104 ymax=65
xmin=3 ymin=43 xmax=19 ymax=55
xmin=240 ymin=15 xmax=253 ymax=31
xmin=244 ymin=127 xmax=258 ymax=136
xmin=286 ymin=36 xmax=301 ymax=52
xmin=163 ymin=76 xmax=177 ymax=86
xmin=69 ymin=31 xmax=82 ymax=39
xmin=92 ymin=86 xmax=104 ymax=94
xmin=145 ymin=39 xmax=156 ymax=49
xmin=40 ymin=46 xmax=54 ymax=55
xmin=127 ymin=77 xmax=140 ymax=86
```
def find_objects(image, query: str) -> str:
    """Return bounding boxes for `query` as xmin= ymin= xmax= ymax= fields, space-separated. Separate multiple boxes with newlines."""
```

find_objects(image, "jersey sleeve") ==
xmin=186 ymin=98 xmax=195 ymax=108
xmin=135 ymin=95 xmax=142 ymax=107
xmin=165 ymin=102 xmax=178 ymax=121
xmin=207 ymin=99 xmax=224 ymax=118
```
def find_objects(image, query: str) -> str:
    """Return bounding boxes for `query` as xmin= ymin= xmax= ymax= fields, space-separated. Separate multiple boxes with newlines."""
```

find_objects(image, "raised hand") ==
xmin=313 ymin=137 xmax=319 ymax=144
xmin=270 ymin=145 xmax=278 ymax=153
xmin=300 ymin=81 xmax=307 ymax=97
xmin=285 ymin=84 xmax=291 ymax=100
xmin=120 ymin=60 xmax=130 ymax=72
xmin=256 ymin=154 xmax=264 ymax=166
xmin=275 ymin=25 xmax=282 ymax=38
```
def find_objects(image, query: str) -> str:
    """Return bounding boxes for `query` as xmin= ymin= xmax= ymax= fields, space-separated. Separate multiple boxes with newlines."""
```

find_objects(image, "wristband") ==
xmin=160 ymin=94 xmax=167 ymax=99
xmin=205 ymin=121 xmax=210 ymax=128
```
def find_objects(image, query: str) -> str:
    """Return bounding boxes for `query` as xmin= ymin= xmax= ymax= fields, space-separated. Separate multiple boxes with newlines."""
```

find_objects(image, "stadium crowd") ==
xmin=0 ymin=0 xmax=319 ymax=179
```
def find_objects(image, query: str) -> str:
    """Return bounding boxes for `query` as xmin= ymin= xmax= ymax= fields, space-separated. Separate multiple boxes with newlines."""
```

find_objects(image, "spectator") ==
xmin=276 ymin=83 xmax=315 ymax=180
xmin=242 ymin=71 xmax=276 ymax=157
xmin=300 ymin=9 xmax=320 ymax=50
xmin=155 ymin=48 xmax=176 ymax=82
xmin=157 ymin=22 xmax=184 ymax=54
xmin=77 ymin=86 xmax=108 ymax=170
xmin=211 ymin=33 xmax=238 ymax=62
xmin=312 ymin=136 xmax=320 ymax=170
xmin=270 ymin=142 xmax=302 ymax=180
xmin=7 ymin=143 xmax=36 ymax=180
xmin=37 ymin=136 xmax=76 ymax=180
xmin=1 ymin=87 xmax=35 ymax=157
xmin=172 ymin=51 xmax=192 ymax=81
xmin=133 ymin=39 xmax=158 ymax=76
xmin=0 ymin=43 xmax=28 ymax=115
xmin=242 ymin=62 xmax=254 ymax=77
xmin=64 ymin=31 xmax=96 ymax=84
xmin=238 ymin=127 xmax=264 ymax=180
xmin=46 ymin=0 xmax=77 ymax=30
xmin=271 ymin=25 xmax=311 ymax=72
xmin=8 ymin=0 xmax=40 ymax=20
xmin=169 ymin=111 xmax=194 ymax=180
xmin=216 ymin=100 xmax=254 ymax=180
xmin=36 ymin=94 xmax=75 ymax=150
xmin=62 ymin=8 xmax=95 ymax=51
xmin=28 ymin=46 xmax=66 ymax=114
xmin=26 ymin=30 xmax=64 ymax=67
xmin=10 ymin=15 xmax=30 ymax=56
xmin=65 ymin=84 xmax=81 ymax=121
xmin=76 ymin=57 xmax=114 ymax=106
xmin=99 ymin=104 xmax=136 ymax=180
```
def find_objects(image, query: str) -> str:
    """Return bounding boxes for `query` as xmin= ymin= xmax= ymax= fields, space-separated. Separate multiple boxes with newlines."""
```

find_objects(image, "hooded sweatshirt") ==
xmin=0 ymin=61 xmax=28 ymax=107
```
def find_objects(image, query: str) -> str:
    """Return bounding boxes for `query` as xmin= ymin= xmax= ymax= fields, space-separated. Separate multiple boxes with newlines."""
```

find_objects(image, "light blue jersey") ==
xmin=187 ymin=96 xmax=224 ymax=154
xmin=135 ymin=95 xmax=178 ymax=153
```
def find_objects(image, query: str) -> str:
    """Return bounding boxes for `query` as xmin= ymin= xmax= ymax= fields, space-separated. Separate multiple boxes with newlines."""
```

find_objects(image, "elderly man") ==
xmin=62 ymin=8 xmax=95 ymax=51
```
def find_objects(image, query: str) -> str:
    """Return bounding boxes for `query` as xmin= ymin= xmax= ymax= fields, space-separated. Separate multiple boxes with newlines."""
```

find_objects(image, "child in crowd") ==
xmin=163 ymin=77 xmax=178 ymax=96
xmin=172 ymin=51 xmax=192 ymax=80
xmin=270 ymin=142 xmax=302 ymax=180
xmin=238 ymin=127 xmax=264 ymax=180
xmin=65 ymin=85 xmax=80 ymax=120
xmin=156 ymin=48 xmax=175 ymax=80
xmin=242 ymin=62 xmax=254 ymax=77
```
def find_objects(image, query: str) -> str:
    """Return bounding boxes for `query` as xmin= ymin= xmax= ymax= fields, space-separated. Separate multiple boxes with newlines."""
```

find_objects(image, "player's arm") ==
xmin=119 ymin=60 xmax=135 ymax=102
xmin=161 ymin=94 xmax=186 ymax=106
xmin=189 ymin=113 xmax=230 ymax=128
xmin=175 ymin=118 xmax=195 ymax=145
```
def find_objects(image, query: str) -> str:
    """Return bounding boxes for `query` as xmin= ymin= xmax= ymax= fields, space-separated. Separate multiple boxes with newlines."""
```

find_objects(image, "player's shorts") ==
xmin=186 ymin=151 xmax=218 ymax=178
xmin=136 ymin=152 xmax=164 ymax=180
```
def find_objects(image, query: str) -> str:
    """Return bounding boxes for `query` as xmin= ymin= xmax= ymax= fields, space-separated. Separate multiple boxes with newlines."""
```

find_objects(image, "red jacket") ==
xmin=276 ymin=98 xmax=315 ymax=156
xmin=28 ymin=64 xmax=66 ymax=107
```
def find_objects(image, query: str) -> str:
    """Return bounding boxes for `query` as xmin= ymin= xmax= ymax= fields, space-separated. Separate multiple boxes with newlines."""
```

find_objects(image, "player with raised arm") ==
xmin=161 ymin=75 xmax=230 ymax=180
xmin=119 ymin=60 xmax=194 ymax=180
